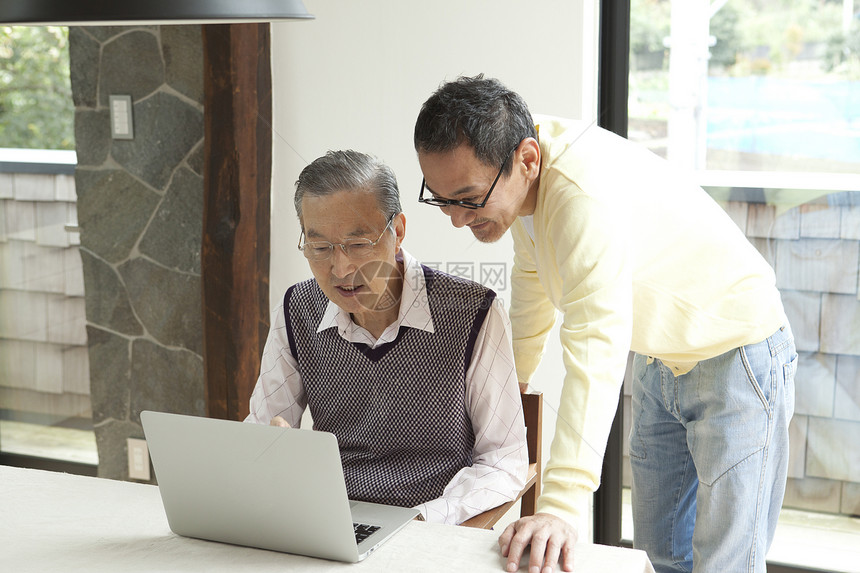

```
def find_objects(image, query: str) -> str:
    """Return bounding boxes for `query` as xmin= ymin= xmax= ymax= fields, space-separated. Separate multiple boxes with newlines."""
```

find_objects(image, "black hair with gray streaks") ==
xmin=413 ymin=74 xmax=538 ymax=175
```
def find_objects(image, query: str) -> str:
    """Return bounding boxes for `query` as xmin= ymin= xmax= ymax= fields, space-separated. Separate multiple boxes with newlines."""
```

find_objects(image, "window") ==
xmin=625 ymin=1 xmax=860 ymax=570
xmin=0 ymin=26 xmax=95 ymax=473
xmin=0 ymin=26 xmax=74 ymax=150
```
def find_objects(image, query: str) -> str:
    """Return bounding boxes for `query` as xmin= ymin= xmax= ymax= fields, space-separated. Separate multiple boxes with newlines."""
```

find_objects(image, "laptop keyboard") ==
xmin=353 ymin=522 xmax=380 ymax=544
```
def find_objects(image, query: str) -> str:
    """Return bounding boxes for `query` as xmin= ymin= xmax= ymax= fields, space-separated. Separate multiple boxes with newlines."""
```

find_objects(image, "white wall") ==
xmin=269 ymin=0 xmax=599 ymax=534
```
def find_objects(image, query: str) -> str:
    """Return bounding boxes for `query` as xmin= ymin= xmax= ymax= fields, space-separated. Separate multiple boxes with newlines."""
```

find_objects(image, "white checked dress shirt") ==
xmin=246 ymin=249 xmax=528 ymax=524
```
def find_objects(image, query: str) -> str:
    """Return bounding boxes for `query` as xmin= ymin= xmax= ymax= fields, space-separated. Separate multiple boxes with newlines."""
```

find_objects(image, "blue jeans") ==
xmin=629 ymin=326 xmax=797 ymax=573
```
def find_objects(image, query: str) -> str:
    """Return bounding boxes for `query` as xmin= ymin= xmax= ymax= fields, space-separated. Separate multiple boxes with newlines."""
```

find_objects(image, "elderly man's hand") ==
xmin=498 ymin=513 xmax=577 ymax=573
xmin=269 ymin=416 xmax=291 ymax=428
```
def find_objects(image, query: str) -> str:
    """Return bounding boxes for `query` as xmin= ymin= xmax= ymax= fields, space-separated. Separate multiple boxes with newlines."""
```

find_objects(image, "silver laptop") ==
xmin=140 ymin=410 xmax=419 ymax=562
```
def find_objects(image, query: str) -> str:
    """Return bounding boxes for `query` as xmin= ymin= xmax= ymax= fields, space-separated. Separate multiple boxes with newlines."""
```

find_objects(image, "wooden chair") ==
xmin=460 ymin=385 xmax=543 ymax=529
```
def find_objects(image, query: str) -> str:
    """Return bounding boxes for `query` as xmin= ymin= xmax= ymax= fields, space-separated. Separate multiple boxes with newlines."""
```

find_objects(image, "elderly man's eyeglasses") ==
xmin=298 ymin=215 xmax=395 ymax=261
xmin=418 ymin=143 xmax=519 ymax=210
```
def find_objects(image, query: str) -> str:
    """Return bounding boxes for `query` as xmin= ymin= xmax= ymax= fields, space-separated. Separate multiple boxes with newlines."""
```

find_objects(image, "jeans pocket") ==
xmin=628 ymin=417 xmax=647 ymax=460
xmin=628 ymin=355 xmax=649 ymax=461
xmin=688 ymin=347 xmax=770 ymax=486
xmin=739 ymin=344 xmax=775 ymax=411
xmin=783 ymin=353 xmax=798 ymax=421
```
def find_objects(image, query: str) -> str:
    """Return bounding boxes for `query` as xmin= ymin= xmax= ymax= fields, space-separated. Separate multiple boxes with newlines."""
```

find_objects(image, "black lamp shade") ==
xmin=0 ymin=0 xmax=314 ymax=25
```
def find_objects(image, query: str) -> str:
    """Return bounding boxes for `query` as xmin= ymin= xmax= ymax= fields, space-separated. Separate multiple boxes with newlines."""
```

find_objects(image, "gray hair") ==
xmin=413 ymin=74 xmax=538 ymax=176
xmin=294 ymin=150 xmax=402 ymax=221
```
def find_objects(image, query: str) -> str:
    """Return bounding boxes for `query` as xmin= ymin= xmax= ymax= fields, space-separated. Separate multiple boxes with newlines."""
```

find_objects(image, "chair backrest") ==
xmin=521 ymin=387 xmax=543 ymax=466
xmin=518 ymin=387 xmax=543 ymax=518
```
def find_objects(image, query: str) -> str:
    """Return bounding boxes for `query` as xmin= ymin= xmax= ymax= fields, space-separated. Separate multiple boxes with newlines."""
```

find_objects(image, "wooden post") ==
xmin=202 ymin=24 xmax=271 ymax=421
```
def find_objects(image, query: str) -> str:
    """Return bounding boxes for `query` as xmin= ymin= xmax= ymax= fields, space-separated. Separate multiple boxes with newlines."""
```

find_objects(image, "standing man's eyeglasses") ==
xmin=418 ymin=142 xmax=521 ymax=210
xmin=298 ymin=215 xmax=396 ymax=261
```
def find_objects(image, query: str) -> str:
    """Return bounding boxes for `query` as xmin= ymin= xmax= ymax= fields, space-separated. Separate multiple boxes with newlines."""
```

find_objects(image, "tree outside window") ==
xmin=0 ymin=26 xmax=74 ymax=150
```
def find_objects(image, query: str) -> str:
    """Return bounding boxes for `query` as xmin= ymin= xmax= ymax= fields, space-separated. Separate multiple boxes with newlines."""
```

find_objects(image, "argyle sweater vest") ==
xmin=284 ymin=266 xmax=495 ymax=508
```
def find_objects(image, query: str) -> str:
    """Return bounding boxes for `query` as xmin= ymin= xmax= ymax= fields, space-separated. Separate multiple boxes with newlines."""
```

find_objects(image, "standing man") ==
xmin=414 ymin=75 xmax=796 ymax=573
xmin=246 ymin=149 xmax=528 ymax=525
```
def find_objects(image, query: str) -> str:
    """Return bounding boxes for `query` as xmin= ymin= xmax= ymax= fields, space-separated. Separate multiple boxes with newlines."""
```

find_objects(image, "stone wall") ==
xmin=69 ymin=25 xmax=205 ymax=480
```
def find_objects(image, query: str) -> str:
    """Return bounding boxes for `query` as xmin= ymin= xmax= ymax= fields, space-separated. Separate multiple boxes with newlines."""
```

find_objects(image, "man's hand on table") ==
xmin=269 ymin=416 xmax=291 ymax=428
xmin=498 ymin=513 xmax=577 ymax=573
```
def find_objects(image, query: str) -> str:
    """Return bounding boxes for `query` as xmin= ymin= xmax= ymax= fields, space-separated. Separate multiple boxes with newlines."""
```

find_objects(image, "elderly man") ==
xmin=245 ymin=150 xmax=528 ymax=525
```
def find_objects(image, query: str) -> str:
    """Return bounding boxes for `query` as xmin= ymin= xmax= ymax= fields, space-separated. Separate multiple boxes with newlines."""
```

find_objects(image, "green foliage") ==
xmin=735 ymin=0 xmax=843 ymax=66
xmin=709 ymin=3 xmax=744 ymax=69
xmin=0 ymin=26 xmax=74 ymax=150
xmin=823 ymin=23 xmax=860 ymax=77
xmin=630 ymin=0 xmax=670 ymax=54
xmin=630 ymin=0 xmax=848 ymax=77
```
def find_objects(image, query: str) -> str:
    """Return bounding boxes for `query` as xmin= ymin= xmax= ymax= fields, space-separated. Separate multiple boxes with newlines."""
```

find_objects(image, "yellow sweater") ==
xmin=511 ymin=115 xmax=786 ymax=526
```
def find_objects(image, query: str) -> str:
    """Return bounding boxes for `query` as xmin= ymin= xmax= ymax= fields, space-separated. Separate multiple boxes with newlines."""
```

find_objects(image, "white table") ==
xmin=0 ymin=465 xmax=654 ymax=572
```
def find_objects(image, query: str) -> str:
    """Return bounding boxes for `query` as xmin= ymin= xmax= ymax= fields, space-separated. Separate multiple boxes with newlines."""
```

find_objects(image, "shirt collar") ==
xmin=316 ymin=248 xmax=435 ymax=347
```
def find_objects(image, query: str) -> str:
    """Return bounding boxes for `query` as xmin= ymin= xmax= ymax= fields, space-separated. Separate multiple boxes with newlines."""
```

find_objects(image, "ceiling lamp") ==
xmin=0 ymin=0 xmax=313 ymax=26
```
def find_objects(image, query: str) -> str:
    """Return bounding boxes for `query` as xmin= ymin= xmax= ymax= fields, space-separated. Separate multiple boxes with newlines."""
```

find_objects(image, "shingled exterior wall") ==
xmin=0 ymin=170 xmax=90 ymax=431
xmin=620 ymin=193 xmax=860 ymax=518
xmin=748 ymin=197 xmax=860 ymax=517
